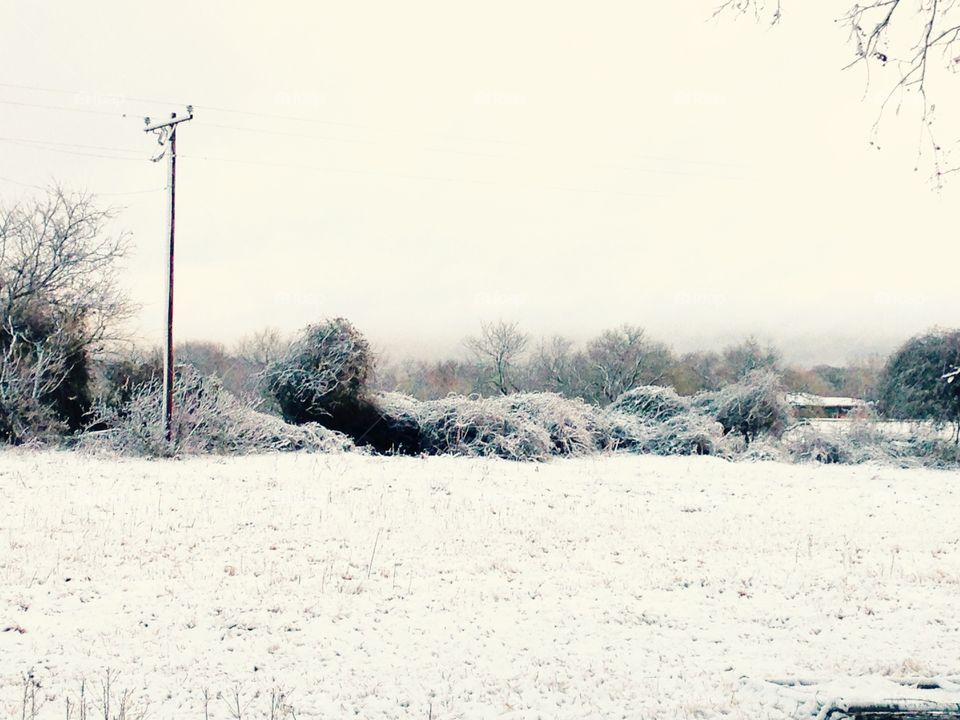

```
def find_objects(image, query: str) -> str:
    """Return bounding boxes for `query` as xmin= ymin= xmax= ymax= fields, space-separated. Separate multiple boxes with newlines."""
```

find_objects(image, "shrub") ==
xmin=602 ymin=408 xmax=722 ymax=456
xmin=0 ymin=336 xmax=65 ymax=444
xmin=610 ymin=385 xmax=689 ymax=422
xmin=707 ymin=369 xmax=791 ymax=444
xmin=82 ymin=366 xmax=353 ymax=457
xmin=1 ymin=188 xmax=131 ymax=442
xmin=415 ymin=395 xmax=553 ymax=461
xmin=370 ymin=391 xmax=611 ymax=460
xmin=0 ymin=308 xmax=91 ymax=443
xmin=877 ymin=329 xmax=960 ymax=443
xmin=636 ymin=412 xmax=723 ymax=456
xmin=906 ymin=436 xmax=960 ymax=468
xmin=352 ymin=391 xmax=425 ymax=455
xmin=93 ymin=350 xmax=163 ymax=416
xmin=735 ymin=437 xmax=788 ymax=463
xmin=785 ymin=426 xmax=851 ymax=464
xmin=264 ymin=318 xmax=372 ymax=425
xmin=501 ymin=393 xmax=606 ymax=455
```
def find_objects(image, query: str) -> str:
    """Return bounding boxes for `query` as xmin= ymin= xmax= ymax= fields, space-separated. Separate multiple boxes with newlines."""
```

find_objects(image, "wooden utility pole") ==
xmin=144 ymin=107 xmax=193 ymax=441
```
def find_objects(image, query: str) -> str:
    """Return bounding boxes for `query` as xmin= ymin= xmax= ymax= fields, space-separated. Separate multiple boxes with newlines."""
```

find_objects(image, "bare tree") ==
xmin=464 ymin=320 xmax=529 ymax=395
xmin=714 ymin=0 xmax=960 ymax=183
xmin=0 ymin=186 xmax=131 ymax=440
xmin=235 ymin=327 xmax=287 ymax=368
xmin=719 ymin=336 xmax=782 ymax=382
xmin=669 ymin=350 xmax=725 ymax=395
xmin=0 ymin=186 xmax=130 ymax=348
xmin=527 ymin=335 xmax=579 ymax=394
xmin=583 ymin=324 xmax=674 ymax=404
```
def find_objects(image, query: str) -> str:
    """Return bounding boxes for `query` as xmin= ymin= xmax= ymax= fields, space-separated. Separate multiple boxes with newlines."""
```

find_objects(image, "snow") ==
xmin=1 ymin=449 xmax=959 ymax=719
xmin=785 ymin=393 xmax=867 ymax=409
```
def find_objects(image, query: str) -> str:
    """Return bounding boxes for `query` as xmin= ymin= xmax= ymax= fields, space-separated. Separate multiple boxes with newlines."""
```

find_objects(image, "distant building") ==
xmin=785 ymin=392 xmax=870 ymax=419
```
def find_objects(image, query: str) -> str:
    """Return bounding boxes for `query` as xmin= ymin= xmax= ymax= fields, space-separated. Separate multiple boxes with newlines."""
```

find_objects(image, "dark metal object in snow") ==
xmin=766 ymin=677 xmax=960 ymax=720
xmin=816 ymin=701 xmax=960 ymax=719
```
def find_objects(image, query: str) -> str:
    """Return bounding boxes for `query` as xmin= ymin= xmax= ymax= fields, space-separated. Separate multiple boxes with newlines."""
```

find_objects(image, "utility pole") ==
xmin=144 ymin=107 xmax=193 ymax=442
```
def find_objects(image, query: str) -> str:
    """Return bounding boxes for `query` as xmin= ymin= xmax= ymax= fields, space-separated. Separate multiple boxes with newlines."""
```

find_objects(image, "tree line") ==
xmin=375 ymin=320 xmax=882 ymax=405
xmin=2 ymin=188 xmax=957 ymax=447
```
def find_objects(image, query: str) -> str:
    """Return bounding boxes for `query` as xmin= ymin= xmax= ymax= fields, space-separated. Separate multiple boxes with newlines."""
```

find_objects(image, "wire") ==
xmin=1 ymin=133 xmax=670 ymax=198
xmin=0 ymin=81 xmax=182 ymax=108
xmin=0 ymin=173 xmax=164 ymax=196
xmin=0 ymin=81 xmax=368 ymax=129
xmin=0 ymin=81 xmax=548 ymax=149
xmin=0 ymin=137 xmax=145 ymax=162
xmin=0 ymin=81 xmax=744 ymax=174
xmin=0 ymin=134 xmax=143 ymax=156
xmin=0 ymin=174 xmax=43 ymax=190
xmin=0 ymin=98 xmax=128 ymax=118
xmin=96 ymin=186 xmax=167 ymax=196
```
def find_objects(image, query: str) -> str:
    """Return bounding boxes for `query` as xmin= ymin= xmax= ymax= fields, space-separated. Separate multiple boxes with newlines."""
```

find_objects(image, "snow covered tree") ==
xmin=878 ymin=329 xmax=960 ymax=442
xmin=265 ymin=318 xmax=372 ymax=424
xmin=720 ymin=337 xmax=782 ymax=383
xmin=706 ymin=369 xmax=791 ymax=444
xmin=582 ymin=325 xmax=674 ymax=405
xmin=464 ymin=320 xmax=529 ymax=396
xmin=0 ymin=187 xmax=130 ymax=442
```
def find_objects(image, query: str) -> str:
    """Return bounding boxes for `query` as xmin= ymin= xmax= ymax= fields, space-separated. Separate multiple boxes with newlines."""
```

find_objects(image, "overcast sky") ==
xmin=2 ymin=1 xmax=957 ymax=365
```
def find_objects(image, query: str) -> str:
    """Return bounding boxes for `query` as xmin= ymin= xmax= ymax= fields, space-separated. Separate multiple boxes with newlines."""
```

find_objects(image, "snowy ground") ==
xmin=1 ymin=450 xmax=959 ymax=719
xmin=804 ymin=418 xmax=955 ymax=440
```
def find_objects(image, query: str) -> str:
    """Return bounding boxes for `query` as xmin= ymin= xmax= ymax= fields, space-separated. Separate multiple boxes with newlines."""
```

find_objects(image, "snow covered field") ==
xmin=1 ymin=450 xmax=958 ymax=719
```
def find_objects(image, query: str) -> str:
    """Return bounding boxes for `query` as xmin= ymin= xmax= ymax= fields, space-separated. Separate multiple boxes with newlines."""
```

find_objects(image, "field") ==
xmin=1 ymin=450 xmax=958 ymax=719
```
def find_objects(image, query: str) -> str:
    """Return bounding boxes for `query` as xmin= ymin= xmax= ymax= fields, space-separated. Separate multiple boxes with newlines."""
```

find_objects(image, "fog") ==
xmin=3 ymin=1 xmax=956 ymax=366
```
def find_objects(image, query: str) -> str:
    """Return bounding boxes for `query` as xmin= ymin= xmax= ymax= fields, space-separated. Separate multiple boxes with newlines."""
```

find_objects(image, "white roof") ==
xmin=785 ymin=392 xmax=867 ymax=408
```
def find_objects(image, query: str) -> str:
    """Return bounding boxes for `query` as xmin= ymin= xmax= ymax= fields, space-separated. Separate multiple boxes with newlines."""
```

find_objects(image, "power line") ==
xmin=0 ymin=81 xmax=369 ymax=130
xmin=0 ymin=137 xmax=144 ymax=162
xmin=0 ymin=173 xmax=164 ymax=196
xmin=0 ymin=82 xmax=745 ymax=175
xmin=0 ymin=175 xmax=43 ymax=190
xmin=0 ymin=134 xmax=142 ymax=155
xmin=1 ymin=132 xmax=668 ymax=198
xmin=0 ymin=98 xmax=129 ymax=118
xmin=0 ymin=81 xmax=182 ymax=108
xmin=0 ymin=81 xmax=531 ymax=147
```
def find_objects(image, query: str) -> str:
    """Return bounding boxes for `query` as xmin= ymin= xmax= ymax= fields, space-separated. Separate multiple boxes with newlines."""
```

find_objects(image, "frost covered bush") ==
xmin=609 ymin=385 xmax=688 ymax=422
xmin=264 ymin=318 xmax=372 ymax=425
xmin=82 ymin=366 xmax=353 ymax=457
xmin=636 ymin=412 xmax=723 ymax=456
xmin=93 ymin=350 xmax=162 ymax=415
xmin=416 ymin=394 xmax=554 ymax=461
xmin=704 ymin=369 xmax=791 ymax=445
xmin=501 ymin=393 xmax=606 ymax=455
xmin=370 ymin=391 xmax=606 ymax=460
xmin=359 ymin=391 xmax=426 ymax=455
xmin=877 ymin=329 xmax=960 ymax=443
xmin=602 ymin=408 xmax=723 ymax=456
xmin=785 ymin=426 xmax=851 ymax=464
xmin=594 ymin=410 xmax=643 ymax=451
xmin=735 ymin=437 xmax=788 ymax=463
xmin=904 ymin=436 xmax=960 ymax=469
xmin=1 ymin=189 xmax=130 ymax=443
xmin=375 ymin=393 xmax=722 ymax=460
xmin=779 ymin=420 xmax=949 ymax=466
xmin=0 ymin=336 xmax=66 ymax=444
xmin=262 ymin=319 xmax=428 ymax=454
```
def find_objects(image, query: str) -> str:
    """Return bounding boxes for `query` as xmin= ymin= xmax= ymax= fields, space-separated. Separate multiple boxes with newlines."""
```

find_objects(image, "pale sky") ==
xmin=2 ymin=1 xmax=957 ymax=365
